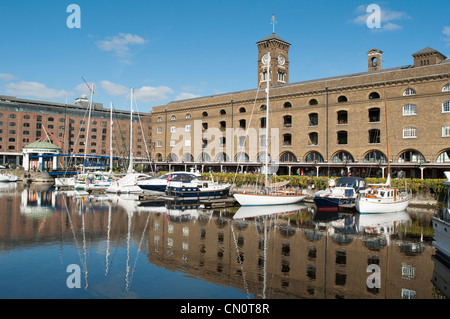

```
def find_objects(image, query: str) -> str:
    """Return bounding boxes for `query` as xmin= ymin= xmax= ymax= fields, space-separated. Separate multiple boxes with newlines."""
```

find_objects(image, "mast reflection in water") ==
xmin=0 ymin=184 xmax=447 ymax=299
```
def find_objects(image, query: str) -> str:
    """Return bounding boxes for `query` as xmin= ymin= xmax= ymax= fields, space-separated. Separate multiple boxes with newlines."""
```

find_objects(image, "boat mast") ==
xmin=127 ymin=88 xmax=134 ymax=173
xmin=265 ymin=52 xmax=270 ymax=187
xmin=384 ymin=89 xmax=391 ymax=184
xmin=83 ymin=83 xmax=94 ymax=174
xmin=109 ymin=101 xmax=113 ymax=174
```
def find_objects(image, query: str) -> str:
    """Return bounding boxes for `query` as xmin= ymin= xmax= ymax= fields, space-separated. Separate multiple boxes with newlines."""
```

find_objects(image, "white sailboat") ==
xmin=106 ymin=88 xmax=152 ymax=194
xmin=355 ymin=91 xmax=411 ymax=214
xmin=233 ymin=51 xmax=306 ymax=206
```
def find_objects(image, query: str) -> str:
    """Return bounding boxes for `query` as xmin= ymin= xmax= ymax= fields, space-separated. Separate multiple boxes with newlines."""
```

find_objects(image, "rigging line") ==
xmin=129 ymin=213 xmax=151 ymax=289
xmin=232 ymin=85 xmax=262 ymax=190
xmin=132 ymin=94 xmax=153 ymax=171
xmin=231 ymin=223 xmax=251 ymax=299
xmin=112 ymin=104 xmax=129 ymax=169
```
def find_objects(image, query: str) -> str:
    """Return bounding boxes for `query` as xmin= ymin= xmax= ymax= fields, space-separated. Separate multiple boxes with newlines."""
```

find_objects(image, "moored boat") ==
xmin=432 ymin=172 xmax=450 ymax=261
xmin=313 ymin=177 xmax=365 ymax=211
xmin=165 ymin=172 xmax=230 ymax=200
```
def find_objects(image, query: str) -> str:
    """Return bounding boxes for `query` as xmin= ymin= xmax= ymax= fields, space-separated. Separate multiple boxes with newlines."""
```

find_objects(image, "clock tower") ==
xmin=257 ymin=32 xmax=291 ymax=87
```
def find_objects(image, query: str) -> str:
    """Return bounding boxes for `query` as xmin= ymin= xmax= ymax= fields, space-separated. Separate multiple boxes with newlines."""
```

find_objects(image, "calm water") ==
xmin=0 ymin=183 xmax=447 ymax=299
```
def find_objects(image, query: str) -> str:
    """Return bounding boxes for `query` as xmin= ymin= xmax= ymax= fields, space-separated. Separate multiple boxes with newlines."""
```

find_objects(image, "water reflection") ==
xmin=0 ymin=184 xmax=448 ymax=299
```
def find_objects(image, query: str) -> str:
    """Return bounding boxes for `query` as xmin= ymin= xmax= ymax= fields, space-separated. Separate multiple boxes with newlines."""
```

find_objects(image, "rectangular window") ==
xmin=170 ymin=140 xmax=175 ymax=147
xmin=403 ymin=104 xmax=417 ymax=116
xmin=156 ymin=127 xmax=162 ymax=134
xmin=185 ymin=124 xmax=191 ymax=132
xmin=443 ymin=101 xmax=450 ymax=113
xmin=184 ymin=139 xmax=191 ymax=147
xmin=442 ymin=125 xmax=450 ymax=137
xmin=156 ymin=140 xmax=162 ymax=147
xmin=403 ymin=127 xmax=417 ymax=139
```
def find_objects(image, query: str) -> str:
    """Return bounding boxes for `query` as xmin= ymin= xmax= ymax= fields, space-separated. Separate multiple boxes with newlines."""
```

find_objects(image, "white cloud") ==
xmin=74 ymin=82 xmax=96 ymax=97
xmin=133 ymin=86 xmax=174 ymax=103
xmin=96 ymin=33 xmax=148 ymax=57
xmin=0 ymin=73 xmax=16 ymax=81
xmin=352 ymin=5 xmax=410 ymax=31
xmin=6 ymin=81 xmax=70 ymax=100
xmin=100 ymin=80 xmax=129 ymax=96
xmin=174 ymin=92 xmax=201 ymax=101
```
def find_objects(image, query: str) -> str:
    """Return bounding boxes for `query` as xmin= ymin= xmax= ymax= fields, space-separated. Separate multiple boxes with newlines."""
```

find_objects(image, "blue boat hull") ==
xmin=313 ymin=196 xmax=355 ymax=211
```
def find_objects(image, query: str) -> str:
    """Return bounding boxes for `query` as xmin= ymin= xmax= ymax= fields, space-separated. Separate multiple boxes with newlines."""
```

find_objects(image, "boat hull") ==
xmin=355 ymin=197 xmax=410 ymax=214
xmin=233 ymin=193 xmax=306 ymax=206
xmin=0 ymin=173 xmax=18 ymax=182
xmin=313 ymin=196 xmax=355 ymax=211
xmin=166 ymin=186 xmax=230 ymax=199
xmin=432 ymin=216 xmax=450 ymax=261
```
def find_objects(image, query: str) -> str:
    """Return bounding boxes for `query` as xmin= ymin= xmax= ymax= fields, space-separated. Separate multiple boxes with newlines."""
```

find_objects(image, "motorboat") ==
xmin=432 ymin=171 xmax=450 ymax=261
xmin=355 ymin=175 xmax=411 ymax=214
xmin=137 ymin=171 xmax=199 ymax=195
xmin=0 ymin=170 xmax=18 ymax=182
xmin=106 ymin=173 xmax=152 ymax=194
xmin=165 ymin=172 xmax=231 ymax=200
xmin=313 ymin=177 xmax=365 ymax=211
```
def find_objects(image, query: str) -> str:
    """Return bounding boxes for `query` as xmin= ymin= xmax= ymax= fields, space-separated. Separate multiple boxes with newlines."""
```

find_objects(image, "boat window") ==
xmin=159 ymin=174 xmax=169 ymax=179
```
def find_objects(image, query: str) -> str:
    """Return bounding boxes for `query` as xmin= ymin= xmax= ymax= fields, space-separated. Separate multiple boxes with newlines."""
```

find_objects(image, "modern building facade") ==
xmin=151 ymin=33 xmax=450 ymax=179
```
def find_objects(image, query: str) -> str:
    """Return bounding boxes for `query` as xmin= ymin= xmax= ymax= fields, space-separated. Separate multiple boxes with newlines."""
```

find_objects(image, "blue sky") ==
xmin=0 ymin=0 xmax=449 ymax=112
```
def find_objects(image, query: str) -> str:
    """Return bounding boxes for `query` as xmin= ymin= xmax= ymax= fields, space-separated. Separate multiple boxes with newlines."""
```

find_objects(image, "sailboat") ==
xmin=233 ymin=51 xmax=306 ymax=206
xmin=355 ymin=91 xmax=411 ymax=214
xmin=106 ymin=88 xmax=152 ymax=194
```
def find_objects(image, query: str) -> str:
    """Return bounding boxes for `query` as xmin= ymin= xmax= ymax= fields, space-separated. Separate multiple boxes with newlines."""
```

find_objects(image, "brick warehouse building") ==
xmin=0 ymin=94 xmax=152 ymax=170
xmin=150 ymin=33 xmax=450 ymax=179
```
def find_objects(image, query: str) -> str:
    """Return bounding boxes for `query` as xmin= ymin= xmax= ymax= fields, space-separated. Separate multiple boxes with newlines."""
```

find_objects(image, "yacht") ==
xmin=137 ymin=171 xmax=199 ymax=195
xmin=314 ymin=177 xmax=365 ymax=211
xmin=165 ymin=172 xmax=231 ymax=200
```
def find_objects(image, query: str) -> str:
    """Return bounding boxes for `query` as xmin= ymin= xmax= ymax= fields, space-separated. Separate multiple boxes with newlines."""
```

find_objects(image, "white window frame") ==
xmin=156 ymin=126 xmax=162 ymax=134
xmin=185 ymin=113 xmax=191 ymax=119
xmin=184 ymin=139 xmax=191 ymax=147
xmin=170 ymin=125 xmax=176 ymax=133
xmin=443 ymin=101 xmax=450 ymax=113
xmin=402 ymin=104 xmax=417 ymax=116
xmin=442 ymin=125 xmax=450 ymax=138
xmin=170 ymin=140 xmax=175 ymax=147
xmin=185 ymin=124 xmax=191 ymax=132
xmin=170 ymin=115 xmax=176 ymax=121
xmin=403 ymin=88 xmax=416 ymax=96
xmin=442 ymin=84 xmax=450 ymax=92
xmin=156 ymin=140 xmax=162 ymax=148
xmin=157 ymin=117 xmax=162 ymax=122
xmin=402 ymin=127 xmax=417 ymax=139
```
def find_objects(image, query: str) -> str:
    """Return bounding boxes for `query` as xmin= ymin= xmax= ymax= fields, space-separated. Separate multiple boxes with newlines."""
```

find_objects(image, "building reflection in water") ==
xmin=0 ymin=184 xmax=448 ymax=299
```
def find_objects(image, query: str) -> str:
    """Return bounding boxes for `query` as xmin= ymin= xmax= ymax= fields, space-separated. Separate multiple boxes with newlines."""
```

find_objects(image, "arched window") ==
xmin=215 ymin=152 xmax=230 ymax=162
xmin=239 ymin=107 xmax=246 ymax=113
xmin=332 ymin=151 xmax=354 ymax=163
xmin=402 ymin=127 xmax=417 ymax=138
xmin=437 ymin=149 xmax=450 ymax=163
xmin=309 ymin=99 xmax=318 ymax=106
xmin=157 ymin=117 xmax=162 ymax=122
xmin=280 ymin=152 xmax=297 ymax=163
xmin=371 ymin=57 xmax=378 ymax=67
xmin=167 ymin=153 xmax=178 ymax=162
xmin=185 ymin=113 xmax=191 ymax=119
xmin=182 ymin=153 xmax=194 ymax=162
xmin=156 ymin=153 xmax=163 ymax=161
xmin=198 ymin=152 xmax=211 ymax=162
xmin=236 ymin=152 xmax=249 ymax=162
xmin=369 ymin=92 xmax=380 ymax=99
xmin=260 ymin=104 xmax=267 ymax=111
xmin=220 ymin=109 xmax=226 ymax=115
xmin=170 ymin=115 xmax=176 ymax=121
xmin=442 ymin=84 xmax=450 ymax=92
xmin=283 ymin=102 xmax=292 ymax=108
xmin=202 ymin=111 xmax=208 ymax=117
xmin=397 ymin=150 xmax=425 ymax=163
xmin=338 ymin=95 xmax=348 ymax=103
xmin=403 ymin=88 xmax=416 ymax=96
xmin=238 ymin=119 xmax=246 ymax=129
xmin=305 ymin=151 xmax=324 ymax=163
xmin=363 ymin=150 xmax=387 ymax=163
xmin=257 ymin=152 xmax=271 ymax=163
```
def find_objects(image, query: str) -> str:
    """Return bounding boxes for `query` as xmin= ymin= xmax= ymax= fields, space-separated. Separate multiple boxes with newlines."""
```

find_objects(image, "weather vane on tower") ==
xmin=271 ymin=14 xmax=277 ymax=33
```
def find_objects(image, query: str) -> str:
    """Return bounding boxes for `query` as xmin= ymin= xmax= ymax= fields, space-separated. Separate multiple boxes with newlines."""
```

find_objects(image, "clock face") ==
xmin=278 ymin=54 xmax=285 ymax=65
xmin=262 ymin=53 xmax=269 ymax=65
